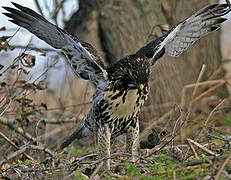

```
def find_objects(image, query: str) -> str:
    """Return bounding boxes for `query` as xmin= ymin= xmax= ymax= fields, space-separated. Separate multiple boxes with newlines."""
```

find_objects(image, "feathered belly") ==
xmin=95 ymin=89 xmax=148 ymax=137
xmin=106 ymin=89 xmax=145 ymax=119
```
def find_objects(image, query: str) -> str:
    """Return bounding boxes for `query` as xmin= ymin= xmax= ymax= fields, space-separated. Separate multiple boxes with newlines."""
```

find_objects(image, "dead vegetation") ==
xmin=1 ymin=27 xmax=231 ymax=179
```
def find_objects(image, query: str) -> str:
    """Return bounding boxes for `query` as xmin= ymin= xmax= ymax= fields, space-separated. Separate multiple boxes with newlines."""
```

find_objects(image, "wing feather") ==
xmin=136 ymin=3 xmax=231 ymax=65
xmin=2 ymin=2 xmax=107 ymax=86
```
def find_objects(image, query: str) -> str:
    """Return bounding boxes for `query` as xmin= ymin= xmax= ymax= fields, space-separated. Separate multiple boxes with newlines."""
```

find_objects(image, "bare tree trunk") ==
xmin=65 ymin=0 xmax=227 ymax=120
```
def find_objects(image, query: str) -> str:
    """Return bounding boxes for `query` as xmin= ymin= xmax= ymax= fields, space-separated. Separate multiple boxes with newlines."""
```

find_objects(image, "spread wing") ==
xmin=2 ymin=2 xmax=107 ymax=86
xmin=136 ymin=3 xmax=231 ymax=65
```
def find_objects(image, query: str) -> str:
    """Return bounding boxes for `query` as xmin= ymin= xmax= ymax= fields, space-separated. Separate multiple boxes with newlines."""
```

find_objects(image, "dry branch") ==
xmin=187 ymin=138 xmax=216 ymax=156
xmin=214 ymin=155 xmax=231 ymax=180
xmin=0 ymin=145 xmax=28 ymax=166
xmin=183 ymin=154 xmax=230 ymax=166
xmin=0 ymin=117 xmax=55 ymax=157
xmin=0 ymin=131 xmax=34 ymax=161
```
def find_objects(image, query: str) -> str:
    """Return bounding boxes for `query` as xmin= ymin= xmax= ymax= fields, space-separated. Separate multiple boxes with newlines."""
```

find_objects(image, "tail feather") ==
xmin=60 ymin=125 xmax=86 ymax=150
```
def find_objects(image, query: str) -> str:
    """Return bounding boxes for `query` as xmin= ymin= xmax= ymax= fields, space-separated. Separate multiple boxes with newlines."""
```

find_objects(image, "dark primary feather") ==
xmin=3 ymin=3 xmax=73 ymax=49
xmin=136 ymin=3 xmax=230 ymax=65
xmin=2 ymin=2 xmax=107 ymax=85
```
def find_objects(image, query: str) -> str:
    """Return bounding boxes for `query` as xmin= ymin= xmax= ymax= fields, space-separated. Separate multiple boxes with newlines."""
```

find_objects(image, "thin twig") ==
xmin=187 ymin=138 xmax=216 ymax=156
xmin=204 ymin=99 xmax=226 ymax=126
xmin=191 ymin=81 xmax=227 ymax=104
xmin=183 ymin=154 xmax=230 ymax=166
xmin=183 ymin=99 xmax=227 ymax=162
xmin=89 ymin=162 xmax=104 ymax=180
xmin=192 ymin=64 xmax=206 ymax=98
xmin=0 ymin=117 xmax=55 ymax=157
xmin=171 ymin=104 xmax=182 ymax=148
xmin=187 ymin=139 xmax=199 ymax=160
xmin=33 ymin=0 xmax=44 ymax=17
xmin=180 ymin=80 xmax=226 ymax=108
xmin=0 ymin=131 xmax=34 ymax=161
xmin=145 ymin=110 xmax=188 ymax=158
xmin=0 ymin=99 xmax=12 ymax=117
xmin=71 ymin=152 xmax=154 ymax=171
xmin=0 ymin=145 xmax=28 ymax=166
xmin=28 ymin=145 xmax=54 ymax=157
xmin=214 ymin=155 xmax=231 ymax=180
xmin=180 ymin=65 xmax=206 ymax=142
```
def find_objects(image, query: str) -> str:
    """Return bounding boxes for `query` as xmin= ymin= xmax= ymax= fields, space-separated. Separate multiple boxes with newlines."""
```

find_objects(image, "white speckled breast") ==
xmin=106 ymin=89 xmax=143 ymax=119
xmin=105 ymin=83 xmax=149 ymax=118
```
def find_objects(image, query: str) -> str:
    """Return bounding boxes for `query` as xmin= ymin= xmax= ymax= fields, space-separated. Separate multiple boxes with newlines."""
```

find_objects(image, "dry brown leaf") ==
xmin=21 ymin=53 xmax=35 ymax=68
xmin=0 ymin=26 xmax=6 ymax=31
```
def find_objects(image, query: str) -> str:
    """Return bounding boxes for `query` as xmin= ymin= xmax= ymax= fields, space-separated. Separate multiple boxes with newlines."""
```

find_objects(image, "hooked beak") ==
xmin=138 ymin=84 xmax=144 ymax=91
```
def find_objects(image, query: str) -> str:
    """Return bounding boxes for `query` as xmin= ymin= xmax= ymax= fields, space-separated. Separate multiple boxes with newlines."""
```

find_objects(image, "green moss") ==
xmin=73 ymin=171 xmax=88 ymax=180
xmin=71 ymin=148 xmax=83 ymax=155
xmin=124 ymin=162 xmax=141 ymax=177
xmin=222 ymin=112 xmax=231 ymax=127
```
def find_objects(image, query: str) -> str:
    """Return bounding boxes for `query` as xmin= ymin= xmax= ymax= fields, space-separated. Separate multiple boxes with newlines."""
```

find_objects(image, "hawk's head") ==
xmin=107 ymin=55 xmax=150 ymax=93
